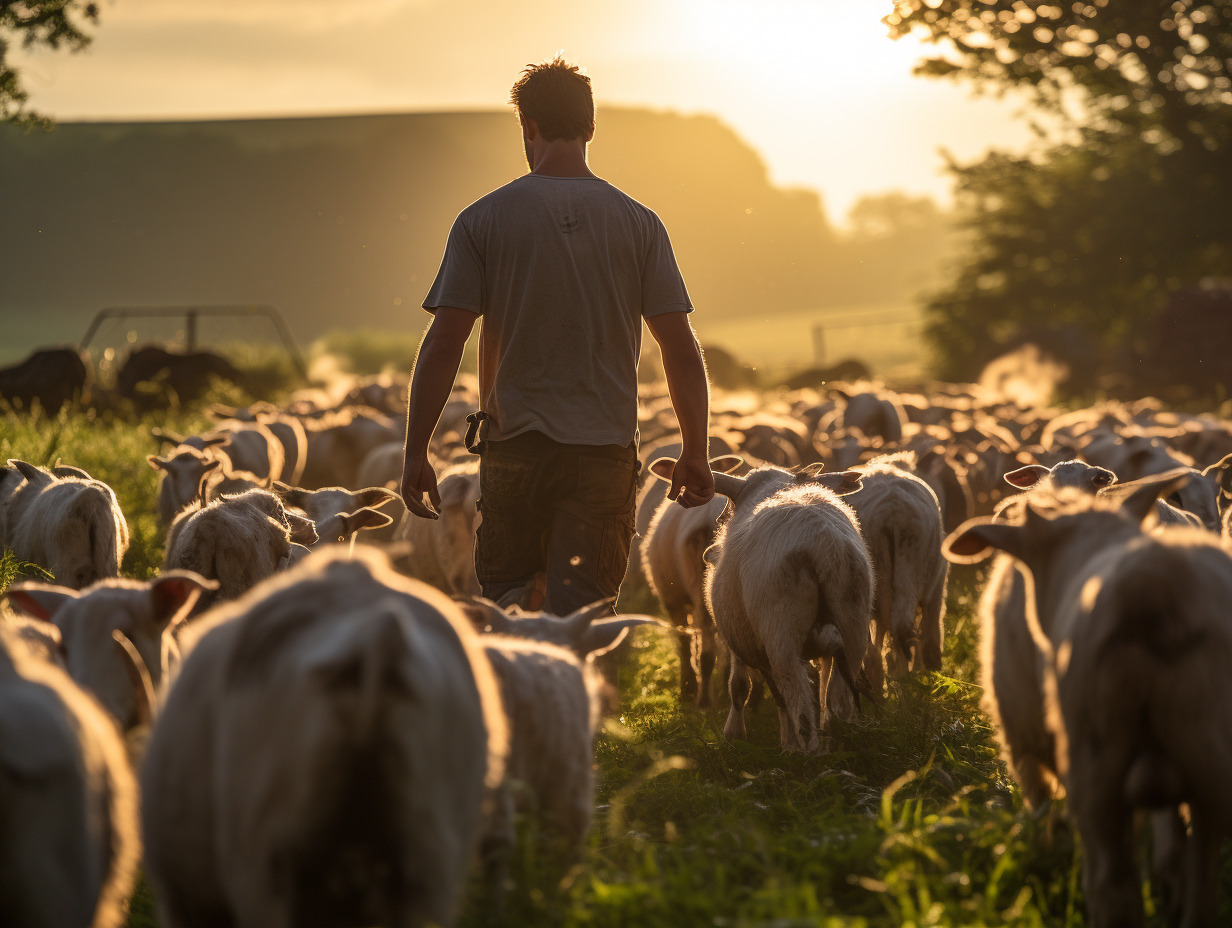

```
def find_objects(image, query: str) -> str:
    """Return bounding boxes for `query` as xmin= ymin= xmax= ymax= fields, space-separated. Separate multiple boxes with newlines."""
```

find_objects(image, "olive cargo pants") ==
xmin=475 ymin=430 xmax=639 ymax=616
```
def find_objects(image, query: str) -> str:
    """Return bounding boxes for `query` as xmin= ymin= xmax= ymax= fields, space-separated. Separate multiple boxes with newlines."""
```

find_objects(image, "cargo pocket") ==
xmin=598 ymin=509 xmax=637 ymax=591
xmin=576 ymin=453 xmax=638 ymax=513
xmin=480 ymin=453 xmax=536 ymax=498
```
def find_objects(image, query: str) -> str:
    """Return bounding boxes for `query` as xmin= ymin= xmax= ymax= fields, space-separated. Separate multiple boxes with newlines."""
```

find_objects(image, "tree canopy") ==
xmin=889 ymin=1 xmax=1232 ymax=395
xmin=1 ymin=1 xmax=99 ymax=128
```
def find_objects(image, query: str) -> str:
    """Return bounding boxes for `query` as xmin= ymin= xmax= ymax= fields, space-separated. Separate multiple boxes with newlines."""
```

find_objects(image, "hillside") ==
xmin=0 ymin=108 xmax=949 ymax=367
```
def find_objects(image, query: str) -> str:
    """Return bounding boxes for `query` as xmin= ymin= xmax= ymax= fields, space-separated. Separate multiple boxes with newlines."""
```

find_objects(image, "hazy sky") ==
xmin=11 ymin=0 xmax=1039 ymax=224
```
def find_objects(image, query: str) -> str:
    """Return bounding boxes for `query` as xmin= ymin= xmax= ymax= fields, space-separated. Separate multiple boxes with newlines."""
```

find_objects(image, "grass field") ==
xmin=1 ymin=400 xmax=1228 ymax=928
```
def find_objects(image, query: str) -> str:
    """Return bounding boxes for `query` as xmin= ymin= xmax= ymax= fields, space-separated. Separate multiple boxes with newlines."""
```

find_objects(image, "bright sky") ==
xmin=10 ymin=0 xmax=1038 ymax=225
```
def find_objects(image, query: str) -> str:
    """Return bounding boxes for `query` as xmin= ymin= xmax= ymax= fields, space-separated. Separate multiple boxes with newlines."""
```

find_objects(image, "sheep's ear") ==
xmin=453 ymin=595 xmax=511 ymax=633
xmin=8 ymin=460 xmax=52 ymax=487
xmin=341 ymin=508 xmax=393 ymax=535
xmin=797 ymin=462 xmax=826 ymax=478
xmin=1004 ymin=464 xmax=1050 ymax=488
xmin=150 ymin=427 xmax=183 ymax=447
xmin=285 ymin=510 xmax=319 ymax=546
xmin=709 ymin=454 xmax=744 ymax=474
xmin=52 ymin=461 xmax=91 ymax=480
xmin=578 ymin=616 xmax=662 ymax=658
xmin=712 ymin=471 xmax=747 ymax=500
xmin=1203 ymin=452 xmax=1232 ymax=497
xmin=273 ymin=482 xmax=308 ymax=509
xmin=702 ymin=543 xmax=720 ymax=567
xmin=201 ymin=435 xmax=231 ymax=450
xmin=147 ymin=455 xmax=168 ymax=471
xmin=6 ymin=582 xmax=80 ymax=623
xmin=647 ymin=458 xmax=676 ymax=482
xmin=811 ymin=470 xmax=862 ymax=495
xmin=357 ymin=487 xmax=400 ymax=509
xmin=1121 ymin=469 xmax=1192 ymax=525
xmin=942 ymin=517 xmax=1022 ymax=565
xmin=150 ymin=571 xmax=219 ymax=626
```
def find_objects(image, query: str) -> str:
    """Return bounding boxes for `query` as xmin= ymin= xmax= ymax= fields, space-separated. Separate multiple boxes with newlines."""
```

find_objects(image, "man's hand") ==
xmin=401 ymin=456 xmax=442 ymax=519
xmin=668 ymin=454 xmax=715 ymax=508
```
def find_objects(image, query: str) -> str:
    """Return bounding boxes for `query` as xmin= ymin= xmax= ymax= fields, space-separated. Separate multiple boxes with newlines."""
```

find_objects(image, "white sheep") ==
xmin=639 ymin=454 xmax=742 ymax=706
xmin=299 ymin=408 xmax=401 ymax=490
xmin=140 ymin=546 xmax=508 ymax=928
xmin=847 ymin=453 xmax=948 ymax=691
xmin=393 ymin=458 xmax=482 ymax=595
xmin=206 ymin=406 xmax=309 ymax=487
xmin=945 ymin=471 xmax=1232 ymax=928
xmin=655 ymin=459 xmax=871 ymax=752
xmin=0 ymin=626 xmax=141 ymax=928
xmin=164 ymin=489 xmax=318 ymax=611
xmin=273 ymin=483 xmax=399 ymax=546
xmin=457 ymin=597 xmax=657 ymax=882
xmin=966 ymin=459 xmax=1120 ymax=810
xmin=0 ymin=459 xmax=130 ymax=589
xmin=5 ymin=570 xmax=217 ymax=731
xmin=147 ymin=442 xmax=226 ymax=524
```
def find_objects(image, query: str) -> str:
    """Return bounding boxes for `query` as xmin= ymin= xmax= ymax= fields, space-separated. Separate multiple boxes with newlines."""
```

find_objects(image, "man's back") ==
xmin=424 ymin=174 xmax=691 ymax=446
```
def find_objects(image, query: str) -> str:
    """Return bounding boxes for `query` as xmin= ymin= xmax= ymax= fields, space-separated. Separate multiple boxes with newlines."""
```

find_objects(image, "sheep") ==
xmin=206 ymin=405 xmax=309 ymax=487
xmin=834 ymin=387 xmax=906 ymax=443
xmin=846 ymin=453 xmax=948 ymax=692
xmin=140 ymin=547 xmax=507 ymax=928
xmin=0 ymin=345 xmax=91 ymax=414
xmin=655 ymin=458 xmax=871 ymax=752
xmin=628 ymin=433 xmax=739 ymax=586
xmin=393 ymin=458 xmax=482 ymax=595
xmin=150 ymin=421 xmax=286 ymax=519
xmin=147 ymin=440 xmax=228 ymax=524
xmin=116 ymin=345 xmax=248 ymax=410
xmin=640 ymin=454 xmax=743 ymax=706
xmin=274 ymin=482 xmax=400 ymax=546
xmin=5 ymin=571 xmax=217 ymax=731
xmin=963 ymin=459 xmax=1122 ymax=810
xmin=0 ymin=459 xmax=129 ymax=589
xmin=0 ymin=626 xmax=141 ymax=928
xmin=164 ymin=489 xmax=318 ymax=612
xmin=457 ymin=597 xmax=657 ymax=881
xmin=299 ymin=408 xmax=401 ymax=490
xmin=943 ymin=471 xmax=1231 ymax=928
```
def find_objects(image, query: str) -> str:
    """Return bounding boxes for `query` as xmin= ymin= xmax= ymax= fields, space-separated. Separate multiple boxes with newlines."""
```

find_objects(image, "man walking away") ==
xmin=401 ymin=56 xmax=713 ymax=616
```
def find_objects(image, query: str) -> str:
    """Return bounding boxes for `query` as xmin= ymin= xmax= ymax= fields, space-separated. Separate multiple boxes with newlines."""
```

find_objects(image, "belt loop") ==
xmin=464 ymin=411 xmax=488 ymax=455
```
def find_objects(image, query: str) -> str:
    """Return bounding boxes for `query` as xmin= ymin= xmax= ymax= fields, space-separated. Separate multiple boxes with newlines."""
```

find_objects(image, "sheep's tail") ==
xmin=308 ymin=607 xmax=411 ymax=743
xmin=882 ymin=523 xmax=920 ymax=668
xmin=1124 ymin=750 xmax=1185 ymax=808
xmin=802 ymin=570 xmax=878 ymax=709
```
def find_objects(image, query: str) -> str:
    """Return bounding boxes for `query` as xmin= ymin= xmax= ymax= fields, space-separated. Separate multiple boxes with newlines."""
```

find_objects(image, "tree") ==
xmin=887 ymin=1 xmax=1232 ymax=394
xmin=2 ymin=1 xmax=100 ymax=128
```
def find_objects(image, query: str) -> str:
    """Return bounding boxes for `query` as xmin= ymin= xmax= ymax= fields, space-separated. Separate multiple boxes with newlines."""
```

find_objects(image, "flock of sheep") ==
xmin=2 ymin=358 xmax=1232 ymax=927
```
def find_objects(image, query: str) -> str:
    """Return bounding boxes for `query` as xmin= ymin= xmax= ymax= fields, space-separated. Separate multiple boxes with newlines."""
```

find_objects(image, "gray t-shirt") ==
xmin=422 ymin=173 xmax=692 ymax=446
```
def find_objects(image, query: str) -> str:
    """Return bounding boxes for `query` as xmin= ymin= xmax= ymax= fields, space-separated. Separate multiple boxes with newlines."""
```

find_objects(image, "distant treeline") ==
xmin=0 ymin=108 xmax=952 ymax=362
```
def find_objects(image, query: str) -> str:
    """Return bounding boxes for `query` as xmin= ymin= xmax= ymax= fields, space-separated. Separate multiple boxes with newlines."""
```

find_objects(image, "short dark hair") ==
xmin=509 ymin=56 xmax=594 ymax=142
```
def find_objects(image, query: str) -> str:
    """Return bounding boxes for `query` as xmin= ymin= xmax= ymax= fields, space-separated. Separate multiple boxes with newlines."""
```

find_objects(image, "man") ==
xmin=400 ymin=56 xmax=712 ymax=615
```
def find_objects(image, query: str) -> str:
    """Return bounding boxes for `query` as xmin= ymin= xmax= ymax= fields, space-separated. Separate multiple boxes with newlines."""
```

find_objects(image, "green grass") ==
xmin=1 ymin=407 xmax=1227 ymax=928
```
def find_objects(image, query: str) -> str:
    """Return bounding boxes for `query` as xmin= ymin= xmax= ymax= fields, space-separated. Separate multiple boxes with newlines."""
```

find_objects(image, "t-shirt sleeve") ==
xmin=422 ymin=213 xmax=485 ymax=314
xmin=641 ymin=216 xmax=693 ymax=318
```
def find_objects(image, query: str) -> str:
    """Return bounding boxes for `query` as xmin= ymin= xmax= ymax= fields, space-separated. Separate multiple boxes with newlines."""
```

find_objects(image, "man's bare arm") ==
xmin=645 ymin=311 xmax=714 ymax=507
xmin=401 ymin=307 xmax=478 ymax=518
